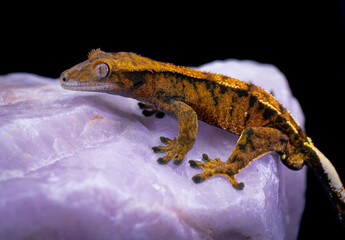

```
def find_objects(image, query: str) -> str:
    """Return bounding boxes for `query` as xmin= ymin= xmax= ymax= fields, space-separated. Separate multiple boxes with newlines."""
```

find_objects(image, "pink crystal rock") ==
xmin=0 ymin=60 xmax=306 ymax=240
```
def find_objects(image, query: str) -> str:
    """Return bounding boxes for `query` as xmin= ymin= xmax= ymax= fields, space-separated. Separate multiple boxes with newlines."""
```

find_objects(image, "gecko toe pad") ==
xmin=152 ymin=146 xmax=165 ymax=153
xmin=191 ymin=174 xmax=206 ymax=183
xmin=160 ymin=136 xmax=171 ymax=144
xmin=157 ymin=157 xmax=169 ymax=165
xmin=189 ymin=160 xmax=202 ymax=169
xmin=138 ymin=103 xmax=165 ymax=118
xmin=233 ymin=182 xmax=244 ymax=190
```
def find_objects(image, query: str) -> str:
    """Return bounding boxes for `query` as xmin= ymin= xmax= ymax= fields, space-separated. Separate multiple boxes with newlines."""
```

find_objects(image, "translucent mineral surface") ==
xmin=0 ymin=60 xmax=306 ymax=240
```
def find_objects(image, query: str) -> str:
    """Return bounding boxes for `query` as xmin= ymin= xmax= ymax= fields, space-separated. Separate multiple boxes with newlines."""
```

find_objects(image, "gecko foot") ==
xmin=152 ymin=136 xmax=190 ymax=165
xmin=138 ymin=103 xmax=165 ymax=118
xmin=189 ymin=154 xmax=244 ymax=190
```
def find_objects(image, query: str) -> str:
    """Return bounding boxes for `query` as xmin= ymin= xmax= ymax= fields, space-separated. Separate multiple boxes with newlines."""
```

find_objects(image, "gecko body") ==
xmin=60 ymin=49 xmax=345 ymax=225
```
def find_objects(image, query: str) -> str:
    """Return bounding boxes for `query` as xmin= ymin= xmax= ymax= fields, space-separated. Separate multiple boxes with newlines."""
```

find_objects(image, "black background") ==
xmin=2 ymin=1 xmax=345 ymax=239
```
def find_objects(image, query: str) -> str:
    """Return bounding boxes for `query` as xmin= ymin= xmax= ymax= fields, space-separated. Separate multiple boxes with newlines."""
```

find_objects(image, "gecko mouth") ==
xmin=60 ymin=80 xmax=119 ymax=92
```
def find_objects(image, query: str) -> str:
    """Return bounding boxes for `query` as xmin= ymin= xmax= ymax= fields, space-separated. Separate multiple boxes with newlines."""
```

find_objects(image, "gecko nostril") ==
xmin=61 ymin=76 xmax=68 ymax=82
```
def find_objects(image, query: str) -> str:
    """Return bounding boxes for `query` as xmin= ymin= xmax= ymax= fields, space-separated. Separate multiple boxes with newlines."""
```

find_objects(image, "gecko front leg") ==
xmin=189 ymin=127 xmax=290 ymax=189
xmin=152 ymin=99 xmax=198 ymax=165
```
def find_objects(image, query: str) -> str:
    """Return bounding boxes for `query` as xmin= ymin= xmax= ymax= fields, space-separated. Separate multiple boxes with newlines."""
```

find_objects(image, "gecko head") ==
xmin=59 ymin=49 xmax=135 ymax=95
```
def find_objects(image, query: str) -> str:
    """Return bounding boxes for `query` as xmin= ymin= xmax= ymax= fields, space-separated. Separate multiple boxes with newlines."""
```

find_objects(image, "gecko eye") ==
xmin=94 ymin=62 xmax=110 ymax=79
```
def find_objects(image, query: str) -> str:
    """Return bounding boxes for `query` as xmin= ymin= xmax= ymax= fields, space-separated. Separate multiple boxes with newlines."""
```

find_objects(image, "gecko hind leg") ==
xmin=189 ymin=127 xmax=289 ymax=190
xmin=138 ymin=102 xmax=165 ymax=118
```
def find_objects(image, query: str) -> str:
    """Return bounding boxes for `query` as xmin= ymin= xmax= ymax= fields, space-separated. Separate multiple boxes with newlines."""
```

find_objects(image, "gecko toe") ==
xmin=157 ymin=157 xmax=169 ymax=165
xmin=142 ymin=110 xmax=155 ymax=117
xmin=192 ymin=174 xmax=206 ymax=183
xmin=138 ymin=103 xmax=165 ymax=118
xmin=138 ymin=102 xmax=149 ymax=109
xmin=160 ymin=136 xmax=171 ymax=144
xmin=233 ymin=182 xmax=245 ymax=190
xmin=155 ymin=112 xmax=165 ymax=118
xmin=173 ymin=157 xmax=183 ymax=165
xmin=188 ymin=160 xmax=203 ymax=169
xmin=202 ymin=154 xmax=211 ymax=162
xmin=152 ymin=146 xmax=166 ymax=153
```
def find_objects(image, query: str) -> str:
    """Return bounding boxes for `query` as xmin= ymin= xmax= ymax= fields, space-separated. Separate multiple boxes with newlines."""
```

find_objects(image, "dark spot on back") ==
xmin=234 ymin=89 xmax=249 ymax=97
xmin=205 ymin=81 xmax=212 ymax=90
xmin=219 ymin=85 xmax=228 ymax=94
xmin=276 ymin=115 xmax=284 ymax=123
xmin=263 ymin=108 xmax=275 ymax=120
xmin=249 ymin=96 xmax=257 ymax=108
xmin=213 ymin=95 xmax=219 ymax=106
xmin=257 ymin=102 xmax=264 ymax=111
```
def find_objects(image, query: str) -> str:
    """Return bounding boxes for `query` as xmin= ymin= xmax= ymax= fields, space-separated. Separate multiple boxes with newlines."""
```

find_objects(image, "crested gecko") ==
xmin=60 ymin=49 xmax=345 ymax=225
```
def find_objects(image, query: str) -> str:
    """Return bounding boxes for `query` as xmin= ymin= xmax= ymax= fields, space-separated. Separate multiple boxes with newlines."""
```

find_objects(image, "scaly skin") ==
xmin=60 ymin=49 xmax=345 ymax=225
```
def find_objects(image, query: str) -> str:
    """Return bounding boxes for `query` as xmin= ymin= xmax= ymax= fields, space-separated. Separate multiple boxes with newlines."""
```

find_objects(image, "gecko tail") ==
xmin=305 ymin=143 xmax=345 ymax=226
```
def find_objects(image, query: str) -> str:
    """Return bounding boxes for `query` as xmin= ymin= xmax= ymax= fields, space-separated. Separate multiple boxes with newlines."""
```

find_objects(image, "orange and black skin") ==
xmin=60 ymin=49 xmax=345 ymax=225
